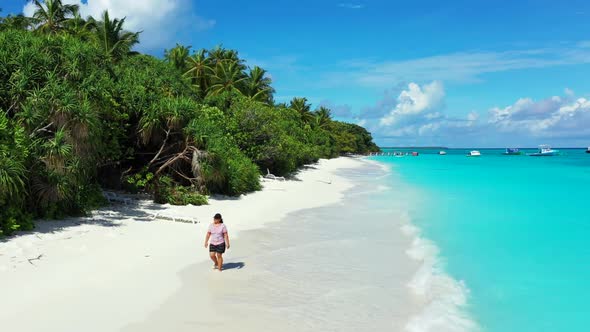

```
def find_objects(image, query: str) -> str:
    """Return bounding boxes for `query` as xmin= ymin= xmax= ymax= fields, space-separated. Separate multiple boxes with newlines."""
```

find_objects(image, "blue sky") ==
xmin=4 ymin=0 xmax=590 ymax=147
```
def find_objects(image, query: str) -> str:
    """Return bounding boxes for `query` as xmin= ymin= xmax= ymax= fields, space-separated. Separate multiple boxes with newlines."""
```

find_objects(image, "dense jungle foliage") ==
xmin=0 ymin=1 xmax=379 ymax=235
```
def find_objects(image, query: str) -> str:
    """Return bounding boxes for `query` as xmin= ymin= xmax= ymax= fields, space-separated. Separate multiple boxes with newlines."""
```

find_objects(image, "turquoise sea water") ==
xmin=372 ymin=148 xmax=590 ymax=332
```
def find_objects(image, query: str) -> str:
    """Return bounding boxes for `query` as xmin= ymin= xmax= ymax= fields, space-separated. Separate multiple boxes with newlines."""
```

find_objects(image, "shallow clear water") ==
xmin=373 ymin=148 xmax=590 ymax=332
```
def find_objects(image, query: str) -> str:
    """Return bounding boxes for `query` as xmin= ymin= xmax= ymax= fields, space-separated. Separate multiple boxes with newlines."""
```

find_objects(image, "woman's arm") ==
xmin=224 ymin=232 xmax=230 ymax=249
xmin=204 ymin=232 xmax=211 ymax=248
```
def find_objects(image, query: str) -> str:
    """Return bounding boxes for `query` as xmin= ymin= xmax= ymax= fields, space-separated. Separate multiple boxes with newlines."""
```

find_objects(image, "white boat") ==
xmin=586 ymin=147 xmax=590 ymax=154
xmin=528 ymin=145 xmax=558 ymax=156
xmin=467 ymin=150 xmax=481 ymax=157
xmin=439 ymin=151 xmax=447 ymax=155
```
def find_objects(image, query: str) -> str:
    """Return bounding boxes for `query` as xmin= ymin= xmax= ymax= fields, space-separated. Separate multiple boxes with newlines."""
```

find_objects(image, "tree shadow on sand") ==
xmin=1 ymin=201 xmax=168 ymax=242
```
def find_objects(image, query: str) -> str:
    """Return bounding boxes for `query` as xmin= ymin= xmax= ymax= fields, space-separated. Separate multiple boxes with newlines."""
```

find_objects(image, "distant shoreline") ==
xmin=379 ymin=146 xmax=587 ymax=149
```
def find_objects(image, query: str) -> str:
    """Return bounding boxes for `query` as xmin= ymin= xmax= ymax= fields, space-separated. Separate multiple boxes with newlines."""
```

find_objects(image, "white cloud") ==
xmin=489 ymin=98 xmax=535 ymax=124
xmin=23 ymin=2 xmax=36 ymax=16
xmin=425 ymin=112 xmax=442 ymax=120
xmin=322 ymin=45 xmax=590 ymax=88
xmin=380 ymin=81 xmax=445 ymax=126
xmin=360 ymin=81 xmax=479 ymax=142
xmin=491 ymin=98 xmax=590 ymax=137
xmin=418 ymin=122 xmax=441 ymax=136
xmin=23 ymin=0 xmax=215 ymax=50
xmin=338 ymin=3 xmax=364 ymax=9
xmin=489 ymin=95 xmax=590 ymax=136
xmin=376 ymin=88 xmax=590 ymax=141
xmin=360 ymin=85 xmax=590 ymax=147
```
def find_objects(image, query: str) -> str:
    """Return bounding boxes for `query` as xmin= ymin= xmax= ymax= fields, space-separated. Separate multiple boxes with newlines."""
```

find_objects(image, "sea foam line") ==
xmin=400 ymin=214 xmax=479 ymax=332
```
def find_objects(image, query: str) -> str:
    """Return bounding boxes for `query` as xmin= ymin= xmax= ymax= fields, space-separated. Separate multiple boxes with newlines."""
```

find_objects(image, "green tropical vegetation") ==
xmin=0 ymin=2 xmax=379 ymax=236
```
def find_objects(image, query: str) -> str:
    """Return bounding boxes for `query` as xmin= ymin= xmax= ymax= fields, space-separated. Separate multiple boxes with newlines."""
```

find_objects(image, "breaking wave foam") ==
xmin=402 ymin=221 xmax=479 ymax=332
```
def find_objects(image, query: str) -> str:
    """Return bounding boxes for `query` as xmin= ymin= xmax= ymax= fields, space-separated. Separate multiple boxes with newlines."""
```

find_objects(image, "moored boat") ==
xmin=467 ymin=150 xmax=481 ymax=157
xmin=586 ymin=147 xmax=590 ymax=154
xmin=528 ymin=145 xmax=558 ymax=156
xmin=439 ymin=151 xmax=447 ymax=155
xmin=503 ymin=148 xmax=522 ymax=155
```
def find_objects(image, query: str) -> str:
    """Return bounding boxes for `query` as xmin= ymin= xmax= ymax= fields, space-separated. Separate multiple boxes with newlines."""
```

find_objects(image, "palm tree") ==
xmin=165 ymin=44 xmax=191 ymax=72
xmin=185 ymin=49 xmax=212 ymax=98
xmin=208 ymin=46 xmax=241 ymax=64
xmin=208 ymin=61 xmax=247 ymax=96
xmin=91 ymin=10 xmax=140 ymax=61
xmin=207 ymin=45 xmax=226 ymax=65
xmin=31 ymin=0 xmax=79 ymax=34
xmin=243 ymin=66 xmax=274 ymax=103
xmin=0 ymin=13 xmax=33 ymax=31
xmin=314 ymin=106 xmax=332 ymax=128
xmin=64 ymin=10 xmax=94 ymax=41
xmin=289 ymin=97 xmax=314 ymax=124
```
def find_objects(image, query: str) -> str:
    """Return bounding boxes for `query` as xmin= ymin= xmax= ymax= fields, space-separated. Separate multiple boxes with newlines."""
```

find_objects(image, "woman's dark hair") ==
xmin=214 ymin=213 xmax=223 ymax=223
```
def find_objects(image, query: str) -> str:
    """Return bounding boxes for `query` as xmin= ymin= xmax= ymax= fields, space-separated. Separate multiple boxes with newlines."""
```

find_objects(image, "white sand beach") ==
xmin=0 ymin=157 xmax=428 ymax=332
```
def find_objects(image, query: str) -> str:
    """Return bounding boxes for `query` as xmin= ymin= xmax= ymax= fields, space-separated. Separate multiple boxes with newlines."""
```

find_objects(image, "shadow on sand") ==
xmin=1 ymin=201 xmax=168 ymax=242
xmin=222 ymin=262 xmax=245 ymax=270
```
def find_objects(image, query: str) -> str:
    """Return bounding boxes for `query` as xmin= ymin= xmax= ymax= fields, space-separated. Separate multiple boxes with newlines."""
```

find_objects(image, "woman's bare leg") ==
xmin=216 ymin=253 xmax=223 ymax=271
xmin=209 ymin=252 xmax=218 ymax=268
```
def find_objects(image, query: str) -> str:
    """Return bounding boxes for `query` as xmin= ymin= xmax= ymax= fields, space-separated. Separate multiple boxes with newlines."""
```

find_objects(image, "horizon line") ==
xmin=378 ymin=146 xmax=589 ymax=149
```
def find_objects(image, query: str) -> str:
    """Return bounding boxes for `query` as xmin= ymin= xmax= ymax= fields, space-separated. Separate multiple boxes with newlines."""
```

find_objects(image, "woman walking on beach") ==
xmin=204 ymin=213 xmax=230 ymax=271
